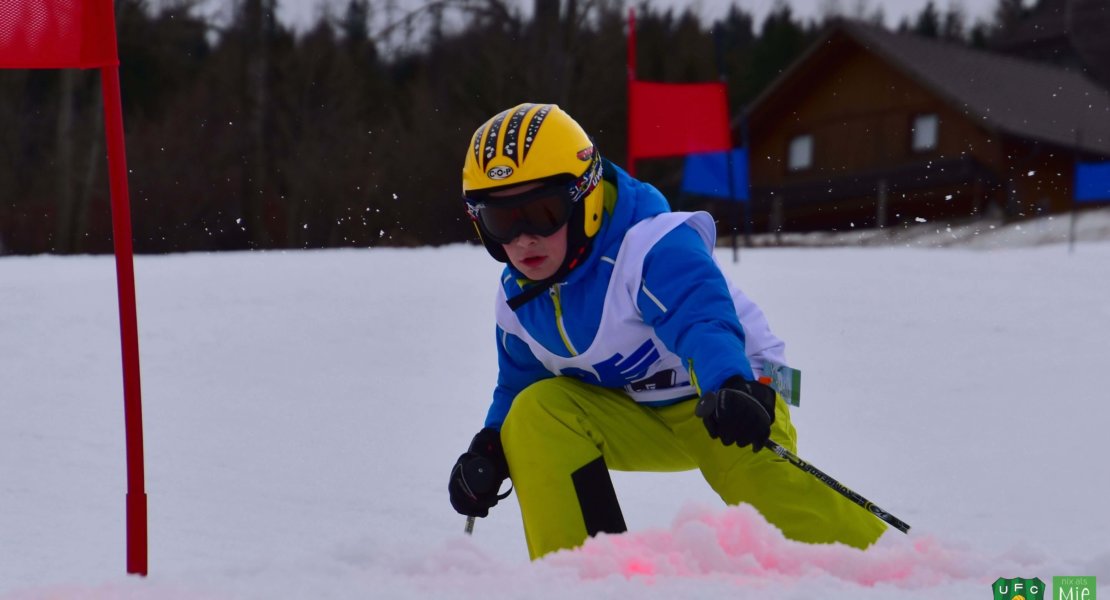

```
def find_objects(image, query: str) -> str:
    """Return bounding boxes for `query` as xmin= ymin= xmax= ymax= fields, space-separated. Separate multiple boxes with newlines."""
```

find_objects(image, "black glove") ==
xmin=448 ymin=428 xmax=511 ymax=518
xmin=695 ymin=375 xmax=777 ymax=451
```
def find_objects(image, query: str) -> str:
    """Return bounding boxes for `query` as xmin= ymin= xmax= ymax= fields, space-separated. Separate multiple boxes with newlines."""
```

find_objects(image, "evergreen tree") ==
xmin=748 ymin=1 xmax=812 ymax=102
xmin=941 ymin=3 xmax=968 ymax=41
xmin=913 ymin=0 xmax=941 ymax=38
xmin=341 ymin=0 xmax=370 ymax=45
xmin=712 ymin=5 xmax=757 ymax=105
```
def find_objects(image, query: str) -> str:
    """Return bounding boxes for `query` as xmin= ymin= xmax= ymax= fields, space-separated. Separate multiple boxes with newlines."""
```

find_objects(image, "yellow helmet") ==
xmin=462 ymin=104 xmax=604 ymax=263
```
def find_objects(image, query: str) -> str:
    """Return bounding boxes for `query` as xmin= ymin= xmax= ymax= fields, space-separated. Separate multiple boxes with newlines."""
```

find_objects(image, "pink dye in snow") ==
xmin=544 ymin=504 xmax=992 ymax=588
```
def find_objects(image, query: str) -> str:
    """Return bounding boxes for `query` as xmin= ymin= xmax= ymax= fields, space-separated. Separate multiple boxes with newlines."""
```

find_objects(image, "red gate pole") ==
xmin=100 ymin=63 xmax=147 ymax=577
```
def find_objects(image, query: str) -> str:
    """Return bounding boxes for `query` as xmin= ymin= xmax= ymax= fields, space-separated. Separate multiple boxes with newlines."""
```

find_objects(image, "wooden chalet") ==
xmin=741 ymin=20 xmax=1110 ymax=232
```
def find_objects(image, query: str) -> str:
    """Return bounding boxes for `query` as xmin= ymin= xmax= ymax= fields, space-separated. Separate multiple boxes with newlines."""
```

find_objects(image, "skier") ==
xmin=448 ymin=103 xmax=887 ymax=559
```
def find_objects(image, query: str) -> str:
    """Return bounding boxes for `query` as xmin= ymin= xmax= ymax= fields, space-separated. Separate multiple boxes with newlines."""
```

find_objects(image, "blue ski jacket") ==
xmin=485 ymin=160 xmax=776 ymax=429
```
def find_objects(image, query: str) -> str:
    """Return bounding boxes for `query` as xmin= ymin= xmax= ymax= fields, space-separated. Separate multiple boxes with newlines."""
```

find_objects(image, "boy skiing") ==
xmin=448 ymin=103 xmax=887 ymax=559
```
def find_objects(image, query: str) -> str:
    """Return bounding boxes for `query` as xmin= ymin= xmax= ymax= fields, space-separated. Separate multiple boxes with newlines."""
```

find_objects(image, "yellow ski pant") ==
xmin=499 ymin=377 xmax=887 ymax=560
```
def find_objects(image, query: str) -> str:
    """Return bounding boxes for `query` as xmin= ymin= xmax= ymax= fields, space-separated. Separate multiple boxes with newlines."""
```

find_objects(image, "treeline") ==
xmin=0 ymin=0 xmax=1021 ymax=254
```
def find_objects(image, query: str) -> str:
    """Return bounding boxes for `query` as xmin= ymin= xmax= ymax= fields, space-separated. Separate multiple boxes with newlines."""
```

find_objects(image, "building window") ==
xmin=912 ymin=114 xmax=939 ymax=151
xmin=787 ymin=134 xmax=813 ymax=171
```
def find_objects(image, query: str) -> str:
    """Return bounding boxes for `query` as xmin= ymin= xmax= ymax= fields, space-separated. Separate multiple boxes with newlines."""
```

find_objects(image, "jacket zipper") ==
xmin=550 ymin=284 xmax=579 ymax=356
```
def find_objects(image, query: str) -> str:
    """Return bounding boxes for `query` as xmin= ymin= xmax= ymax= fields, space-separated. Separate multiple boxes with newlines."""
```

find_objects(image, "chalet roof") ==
xmin=746 ymin=20 xmax=1110 ymax=156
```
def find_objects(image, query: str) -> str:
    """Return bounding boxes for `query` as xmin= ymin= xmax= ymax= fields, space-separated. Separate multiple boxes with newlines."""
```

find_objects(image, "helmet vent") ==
xmin=482 ymin=109 xmax=510 ymax=170
xmin=522 ymin=104 xmax=552 ymax=162
xmin=471 ymin=127 xmax=483 ymax=168
xmin=501 ymin=103 xmax=534 ymax=166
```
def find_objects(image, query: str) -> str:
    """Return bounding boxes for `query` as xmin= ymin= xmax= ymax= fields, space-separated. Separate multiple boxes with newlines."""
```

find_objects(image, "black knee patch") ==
xmin=571 ymin=457 xmax=627 ymax=537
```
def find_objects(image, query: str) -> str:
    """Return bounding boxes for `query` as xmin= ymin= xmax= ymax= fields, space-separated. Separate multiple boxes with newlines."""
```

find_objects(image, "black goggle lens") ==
xmin=474 ymin=189 xmax=571 ymax=244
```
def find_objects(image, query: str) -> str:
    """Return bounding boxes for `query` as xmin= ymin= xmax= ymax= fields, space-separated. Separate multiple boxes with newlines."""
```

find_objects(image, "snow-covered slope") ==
xmin=2 ymin=223 xmax=1107 ymax=599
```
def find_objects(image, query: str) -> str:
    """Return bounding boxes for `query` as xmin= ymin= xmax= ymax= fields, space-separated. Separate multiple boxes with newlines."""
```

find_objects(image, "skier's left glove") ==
xmin=695 ymin=375 xmax=777 ymax=452
xmin=448 ymin=428 xmax=511 ymax=518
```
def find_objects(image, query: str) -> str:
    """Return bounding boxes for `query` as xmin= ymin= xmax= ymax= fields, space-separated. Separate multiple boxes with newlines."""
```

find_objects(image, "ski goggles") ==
xmin=465 ymin=155 xmax=601 ymax=245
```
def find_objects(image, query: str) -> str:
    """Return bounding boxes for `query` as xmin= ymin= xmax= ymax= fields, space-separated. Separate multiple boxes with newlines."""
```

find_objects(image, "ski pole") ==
xmin=764 ymin=440 xmax=911 ymax=534
xmin=459 ymin=463 xmax=504 ymax=536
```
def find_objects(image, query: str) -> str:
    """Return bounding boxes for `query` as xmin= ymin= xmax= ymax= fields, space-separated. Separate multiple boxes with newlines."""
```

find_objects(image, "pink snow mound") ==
xmin=544 ymin=503 xmax=986 ymax=588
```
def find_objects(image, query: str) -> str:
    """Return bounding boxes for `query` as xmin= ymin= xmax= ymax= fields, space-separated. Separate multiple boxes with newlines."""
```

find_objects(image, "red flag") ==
xmin=0 ymin=0 xmax=119 ymax=69
xmin=628 ymin=80 xmax=732 ymax=160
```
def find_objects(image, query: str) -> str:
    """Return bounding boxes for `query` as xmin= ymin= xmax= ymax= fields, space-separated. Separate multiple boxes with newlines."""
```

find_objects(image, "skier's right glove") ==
xmin=448 ymin=427 xmax=511 ymax=518
xmin=695 ymin=375 xmax=777 ymax=452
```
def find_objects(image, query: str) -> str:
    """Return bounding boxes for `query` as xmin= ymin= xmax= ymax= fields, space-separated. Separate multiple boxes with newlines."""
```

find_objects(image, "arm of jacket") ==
xmin=485 ymin=325 xmax=552 ymax=430
xmin=638 ymin=223 xmax=755 ymax=393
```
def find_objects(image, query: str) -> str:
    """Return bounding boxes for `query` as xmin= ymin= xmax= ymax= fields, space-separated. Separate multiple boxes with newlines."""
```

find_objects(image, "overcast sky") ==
xmin=259 ymin=0 xmax=1012 ymax=33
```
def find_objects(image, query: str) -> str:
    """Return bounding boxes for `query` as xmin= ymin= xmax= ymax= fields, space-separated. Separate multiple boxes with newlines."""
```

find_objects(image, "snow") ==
xmin=2 ymin=212 xmax=1109 ymax=599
